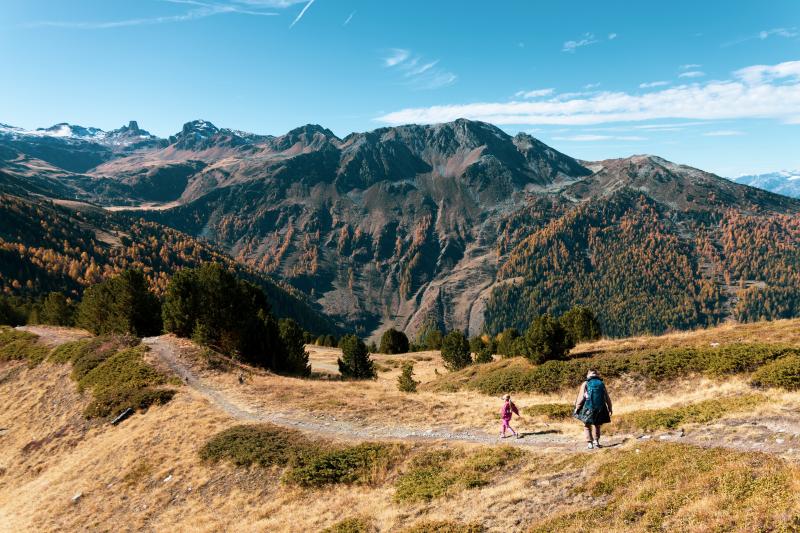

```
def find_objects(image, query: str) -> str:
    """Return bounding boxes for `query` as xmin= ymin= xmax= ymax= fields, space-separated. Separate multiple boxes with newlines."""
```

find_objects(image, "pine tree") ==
xmin=278 ymin=318 xmax=311 ymax=377
xmin=337 ymin=334 xmax=376 ymax=379
xmin=77 ymin=270 xmax=161 ymax=336
xmin=441 ymin=330 xmax=472 ymax=371
xmin=380 ymin=327 xmax=409 ymax=354
xmin=39 ymin=292 xmax=75 ymax=326
xmin=397 ymin=362 xmax=418 ymax=392
xmin=559 ymin=306 xmax=602 ymax=344
xmin=523 ymin=314 xmax=574 ymax=364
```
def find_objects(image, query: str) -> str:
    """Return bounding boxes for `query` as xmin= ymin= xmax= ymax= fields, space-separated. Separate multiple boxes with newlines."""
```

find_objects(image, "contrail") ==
xmin=289 ymin=0 xmax=315 ymax=28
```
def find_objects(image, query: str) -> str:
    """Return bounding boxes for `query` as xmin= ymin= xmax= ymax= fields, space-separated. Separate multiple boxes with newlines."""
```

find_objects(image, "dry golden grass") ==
xmin=1 ymin=320 xmax=800 ymax=531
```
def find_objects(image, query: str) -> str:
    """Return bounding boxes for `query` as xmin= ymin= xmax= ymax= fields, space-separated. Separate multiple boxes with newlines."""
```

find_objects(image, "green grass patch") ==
xmin=432 ymin=343 xmax=800 ymax=395
xmin=200 ymin=424 xmax=404 ymax=488
xmin=751 ymin=355 xmax=800 ymax=391
xmin=529 ymin=443 xmax=800 ymax=532
xmin=49 ymin=338 xmax=94 ymax=364
xmin=84 ymin=386 xmax=176 ymax=418
xmin=612 ymin=394 xmax=767 ymax=432
xmin=0 ymin=327 xmax=49 ymax=367
xmin=77 ymin=345 xmax=167 ymax=393
xmin=523 ymin=403 xmax=575 ymax=420
xmin=400 ymin=521 xmax=484 ymax=533
xmin=322 ymin=517 xmax=374 ymax=533
xmin=394 ymin=447 xmax=524 ymax=503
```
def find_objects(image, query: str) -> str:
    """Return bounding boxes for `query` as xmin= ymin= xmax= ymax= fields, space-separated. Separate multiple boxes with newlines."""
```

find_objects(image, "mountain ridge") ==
xmin=1 ymin=117 xmax=798 ymax=338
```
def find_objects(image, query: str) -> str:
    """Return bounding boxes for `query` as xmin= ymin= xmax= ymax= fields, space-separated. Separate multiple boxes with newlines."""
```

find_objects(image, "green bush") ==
xmin=278 ymin=318 xmax=311 ymax=377
xmin=84 ymin=386 xmax=176 ymax=418
xmin=200 ymin=424 xmax=316 ymax=467
xmin=397 ymin=362 xmax=419 ymax=392
xmin=461 ymin=343 xmax=800 ymax=395
xmin=400 ymin=521 xmax=484 ymax=533
xmin=495 ymin=328 xmax=520 ymax=357
xmin=559 ymin=306 xmax=602 ymax=344
xmin=751 ymin=356 xmax=800 ymax=391
xmin=613 ymin=395 xmax=766 ymax=432
xmin=77 ymin=270 xmax=162 ymax=337
xmin=416 ymin=322 xmax=443 ymax=350
xmin=522 ymin=314 xmax=574 ymax=364
xmin=441 ymin=331 xmax=472 ymax=371
xmin=39 ymin=292 xmax=76 ymax=326
xmin=0 ymin=295 xmax=30 ymax=326
xmin=0 ymin=327 xmax=50 ymax=367
xmin=338 ymin=335 xmax=376 ymax=379
xmin=323 ymin=517 xmax=374 ymax=533
xmin=56 ymin=338 xmax=176 ymax=419
xmin=523 ymin=403 xmax=575 ymax=420
xmin=201 ymin=424 xmax=402 ymax=488
xmin=380 ymin=328 xmax=409 ymax=354
xmin=394 ymin=447 xmax=523 ymax=503
xmin=286 ymin=443 xmax=400 ymax=487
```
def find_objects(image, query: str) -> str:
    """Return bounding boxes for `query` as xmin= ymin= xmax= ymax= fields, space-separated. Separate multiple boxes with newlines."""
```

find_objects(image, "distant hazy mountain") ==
xmin=1 ymin=118 xmax=798 ymax=338
xmin=731 ymin=171 xmax=800 ymax=199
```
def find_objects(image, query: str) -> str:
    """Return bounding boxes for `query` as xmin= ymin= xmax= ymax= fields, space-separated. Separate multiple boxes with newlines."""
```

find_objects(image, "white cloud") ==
xmin=680 ymin=64 xmax=702 ymax=70
xmin=515 ymin=88 xmax=555 ymax=99
xmin=678 ymin=71 xmax=705 ymax=78
xmin=551 ymin=134 xmax=646 ymax=142
xmin=383 ymin=49 xmax=410 ymax=67
xmin=584 ymin=82 xmax=601 ymax=89
xmin=639 ymin=81 xmax=670 ymax=88
xmin=26 ymin=0 xmax=281 ymax=29
xmin=382 ymin=49 xmax=456 ymax=90
xmin=703 ymin=130 xmax=745 ymax=136
xmin=563 ymin=33 xmax=598 ymax=52
xmin=608 ymin=33 xmax=618 ymax=40
xmin=759 ymin=27 xmax=798 ymax=39
xmin=376 ymin=60 xmax=800 ymax=127
xmin=288 ymin=0 xmax=314 ymax=28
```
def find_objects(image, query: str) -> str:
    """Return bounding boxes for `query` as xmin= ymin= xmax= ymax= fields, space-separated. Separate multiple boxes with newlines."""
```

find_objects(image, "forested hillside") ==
xmin=0 ymin=193 xmax=337 ymax=334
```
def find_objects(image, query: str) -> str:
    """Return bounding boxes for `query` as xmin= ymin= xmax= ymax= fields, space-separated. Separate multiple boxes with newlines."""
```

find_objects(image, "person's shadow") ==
xmin=516 ymin=429 xmax=562 ymax=438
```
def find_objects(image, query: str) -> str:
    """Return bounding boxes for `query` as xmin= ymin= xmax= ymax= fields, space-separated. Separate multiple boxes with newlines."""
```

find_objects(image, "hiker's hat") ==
xmin=502 ymin=394 xmax=510 ymax=400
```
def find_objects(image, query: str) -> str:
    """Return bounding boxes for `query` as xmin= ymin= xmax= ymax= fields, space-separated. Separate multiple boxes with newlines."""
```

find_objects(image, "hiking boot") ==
xmin=594 ymin=440 xmax=602 ymax=448
xmin=587 ymin=442 xmax=594 ymax=450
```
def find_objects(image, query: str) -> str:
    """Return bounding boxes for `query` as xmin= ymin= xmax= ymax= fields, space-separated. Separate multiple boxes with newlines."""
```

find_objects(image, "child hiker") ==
xmin=499 ymin=394 xmax=520 ymax=438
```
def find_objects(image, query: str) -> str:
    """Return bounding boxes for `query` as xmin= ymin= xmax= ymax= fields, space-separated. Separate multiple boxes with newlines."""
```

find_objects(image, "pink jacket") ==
xmin=500 ymin=400 xmax=519 ymax=420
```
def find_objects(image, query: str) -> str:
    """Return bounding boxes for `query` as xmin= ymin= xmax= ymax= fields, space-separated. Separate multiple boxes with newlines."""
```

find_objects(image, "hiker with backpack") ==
xmin=499 ymin=394 xmax=521 ymax=439
xmin=573 ymin=369 xmax=613 ymax=449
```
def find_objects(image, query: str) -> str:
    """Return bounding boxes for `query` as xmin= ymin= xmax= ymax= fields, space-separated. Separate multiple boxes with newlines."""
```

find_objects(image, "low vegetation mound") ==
xmin=401 ymin=521 xmax=484 ymax=533
xmin=529 ymin=443 xmax=800 ymax=532
xmin=0 ymin=327 xmax=50 ymax=367
xmin=200 ymin=424 xmax=402 ymax=487
xmin=430 ymin=343 xmax=800 ymax=395
xmin=394 ymin=447 xmax=524 ymax=503
xmin=49 ymin=336 xmax=176 ymax=418
xmin=612 ymin=394 xmax=767 ymax=432
xmin=750 ymin=355 xmax=800 ymax=391
xmin=523 ymin=403 xmax=575 ymax=421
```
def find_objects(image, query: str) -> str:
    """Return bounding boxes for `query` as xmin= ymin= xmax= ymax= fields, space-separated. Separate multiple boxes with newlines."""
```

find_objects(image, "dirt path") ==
xmin=16 ymin=326 xmax=800 ymax=457
xmin=141 ymin=335 xmax=576 ymax=448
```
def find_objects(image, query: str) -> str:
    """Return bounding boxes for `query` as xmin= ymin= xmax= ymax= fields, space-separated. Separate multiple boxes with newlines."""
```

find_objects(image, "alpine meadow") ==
xmin=1 ymin=1 xmax=799 ymax=532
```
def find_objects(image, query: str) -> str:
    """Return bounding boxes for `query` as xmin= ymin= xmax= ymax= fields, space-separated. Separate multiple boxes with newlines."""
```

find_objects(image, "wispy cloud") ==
xmin=25 ymin=0 xmax=281 ymax=29
xmin=640 ymin=81 xmax=670 ymax=88
xmin=562 ymin=33 xmax=598 ymax=52
xmin=563 ymin=32 xmax=617 ymax=52
xmin=680 ymin=63 xmax=702 ymax=70
xmin=376 ymin=60 xmax=800 ymax=127
xmin=289 ymin=0 xmax=314 ymax=28
xmin=703 ymin=130 xmax=745 ymax=137
xmin=515 ymin=88 xmax=555 ymax=99
xmin=343 ymin=10 xmax=355 ymax=26
xmin=678 ymin=71 xmax=705 ymax=78
xmin=552 ymin=134 xmax=646 ymax=142
xmin=723 ymin=27 xmax=799 ymax=47
xmin=584 ymin=82 xmax=601 ymax=90
xmin=382 ymin=49 xmax=456 ymax=90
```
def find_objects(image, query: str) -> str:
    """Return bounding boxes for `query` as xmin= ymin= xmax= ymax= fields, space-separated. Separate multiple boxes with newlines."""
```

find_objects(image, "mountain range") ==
xmin=1 ymin=118 xmax=798 ymax=339
xmin=731 ymin=170 xmax=800 ymax=199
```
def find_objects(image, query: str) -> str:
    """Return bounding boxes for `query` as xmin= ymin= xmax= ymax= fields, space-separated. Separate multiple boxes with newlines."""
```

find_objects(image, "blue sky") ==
xmin=1 ymin=0 xmax=799 ymax=176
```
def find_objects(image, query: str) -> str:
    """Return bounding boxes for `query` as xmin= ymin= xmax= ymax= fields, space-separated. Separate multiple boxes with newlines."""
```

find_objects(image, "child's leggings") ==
xmin=501 ymin=418 xmax=515 ymax=434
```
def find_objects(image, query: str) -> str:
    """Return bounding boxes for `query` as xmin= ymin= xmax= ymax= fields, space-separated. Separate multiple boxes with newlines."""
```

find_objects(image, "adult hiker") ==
xmin=573 ymin=369 xmax=613 ymax=449
xmin=499 ymin=394 xmax=521 ymax=439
